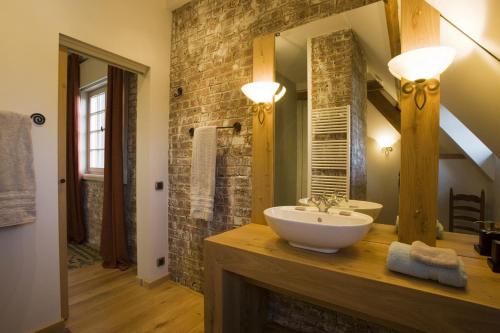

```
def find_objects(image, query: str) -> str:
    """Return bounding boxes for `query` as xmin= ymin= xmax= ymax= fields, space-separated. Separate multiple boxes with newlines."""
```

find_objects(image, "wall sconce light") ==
xmin=381 ymin=146 xmax=393 ymax=156
xmin=241 ymin=81 xmax=286 ymax=124
xmin=388 ymin=46 xmax=455 ymax=110
xmin=376 ymin=135 xmax=396 ymax=157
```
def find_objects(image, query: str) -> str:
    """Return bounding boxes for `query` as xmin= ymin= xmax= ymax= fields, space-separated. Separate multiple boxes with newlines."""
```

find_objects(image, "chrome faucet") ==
xmin=308 ymin=192 xmax=346 ymax=213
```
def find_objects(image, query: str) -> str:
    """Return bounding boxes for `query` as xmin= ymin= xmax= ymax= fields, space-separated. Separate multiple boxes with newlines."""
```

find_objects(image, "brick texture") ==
xmin=268 ymin=293 xmax=397 ymax=333
xmin=169 ymin=0 xmax=381 ymax=331
xmin=81 ymin=180 xmax=104 ymax=248
xmin=310 ymin=29 xmax=367 ymax=199
xmin=350 ymin=31 xmax=367 ymax=199
xmin=169 ymin=0 xmax=375 ymax=294
xmin=80 ymin=73 xmax=138 ymax=263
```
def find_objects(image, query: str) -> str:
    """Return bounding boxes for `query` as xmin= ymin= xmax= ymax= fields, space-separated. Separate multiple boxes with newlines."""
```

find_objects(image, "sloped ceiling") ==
xmin=426 ymin=0 xmax=500 ymax=59
xmin=426 ymin=0 xmax=500 ymax=157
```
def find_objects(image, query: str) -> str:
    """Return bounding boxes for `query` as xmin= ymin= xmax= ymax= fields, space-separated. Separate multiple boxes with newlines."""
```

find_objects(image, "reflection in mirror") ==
xmin=274 ymin=1 xmax=499 ymax=233
xmin=274 ymin=2 xmax=400 ymax=225
xmin=437 ymin=7 xmax=499 ymax=234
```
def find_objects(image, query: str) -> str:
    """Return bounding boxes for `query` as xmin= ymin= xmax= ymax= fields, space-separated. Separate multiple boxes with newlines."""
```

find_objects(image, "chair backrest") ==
xmin=449 ymin=188 xmax=485 ymax=233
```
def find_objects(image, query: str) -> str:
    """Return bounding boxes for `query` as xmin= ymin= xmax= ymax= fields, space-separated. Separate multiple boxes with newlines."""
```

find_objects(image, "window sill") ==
xmin=82 ymin=174 xmax=104 ymax=182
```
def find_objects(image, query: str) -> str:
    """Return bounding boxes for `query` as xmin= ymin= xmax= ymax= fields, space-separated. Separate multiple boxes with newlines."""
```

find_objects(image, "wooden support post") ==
xmin=398 ymin=0 xmax=440 ymax=245
xmin=251 ymin=33 xmax=276 ymax=225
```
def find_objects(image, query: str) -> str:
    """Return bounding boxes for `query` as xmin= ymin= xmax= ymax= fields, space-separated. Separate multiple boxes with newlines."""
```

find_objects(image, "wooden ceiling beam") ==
xmin=439 ymin=153 xmax=466 ymax=160
xmin=384 ymin=0 xmax=401 ymax=57
xmin=384 ymin=0 xmax=402 ymax=99
xmin=367 ymin=79 xmax=384 ymax=92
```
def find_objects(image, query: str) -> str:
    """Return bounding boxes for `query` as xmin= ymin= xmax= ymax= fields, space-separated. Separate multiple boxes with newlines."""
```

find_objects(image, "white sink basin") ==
xmin=264 ymin=206 xmax=373 ymax=253
xmin=298 ymin=198 xmax=383 ymax=220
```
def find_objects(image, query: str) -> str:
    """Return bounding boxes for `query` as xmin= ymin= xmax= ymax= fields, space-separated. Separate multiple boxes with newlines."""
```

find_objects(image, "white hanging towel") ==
xmin=190 ymin=126 xmax=217 ymax=221
xmin=0 ymin=110 xmax=36 ymax=227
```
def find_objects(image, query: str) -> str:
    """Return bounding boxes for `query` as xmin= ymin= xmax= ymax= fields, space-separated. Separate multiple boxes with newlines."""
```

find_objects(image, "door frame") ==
xmin=58 ymin=46 xmax=69 ymax=320
xmin=57 ymin=35 xmax=149 ymax=320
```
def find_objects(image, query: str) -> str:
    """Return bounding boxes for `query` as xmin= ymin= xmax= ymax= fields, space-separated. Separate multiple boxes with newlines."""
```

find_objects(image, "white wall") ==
xmin=0 ymin=1 xmax=171 ymax=331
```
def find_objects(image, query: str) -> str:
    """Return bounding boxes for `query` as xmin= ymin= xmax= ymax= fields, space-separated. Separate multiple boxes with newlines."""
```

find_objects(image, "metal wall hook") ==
xmin=174 ymin=87 xmax=183 ymax=97
xmin=30 ymin=113 xmax=45 ymax=125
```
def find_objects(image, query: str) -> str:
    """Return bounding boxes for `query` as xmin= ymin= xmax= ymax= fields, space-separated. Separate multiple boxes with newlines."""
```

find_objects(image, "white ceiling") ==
xmin=276 ymin=2 xmax=396 ymax=98
xmin=426 ymin=0 xmax=500 ymax=60
xmin=428 ymin=0 xmax=500 ymax=157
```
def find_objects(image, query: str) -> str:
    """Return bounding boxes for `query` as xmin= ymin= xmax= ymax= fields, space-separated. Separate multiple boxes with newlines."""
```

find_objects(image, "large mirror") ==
xmin=274 ymin=1 xmax=499 ymax=233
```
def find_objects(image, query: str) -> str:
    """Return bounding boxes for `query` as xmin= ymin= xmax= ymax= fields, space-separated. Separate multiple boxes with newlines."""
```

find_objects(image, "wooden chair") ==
xmin=449 ymin=188 xmax=485 ymax=233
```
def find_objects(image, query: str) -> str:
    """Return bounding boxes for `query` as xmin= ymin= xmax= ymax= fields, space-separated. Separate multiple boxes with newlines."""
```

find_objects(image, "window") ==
xmin=87 ymin=86 xmax=106 ymax=174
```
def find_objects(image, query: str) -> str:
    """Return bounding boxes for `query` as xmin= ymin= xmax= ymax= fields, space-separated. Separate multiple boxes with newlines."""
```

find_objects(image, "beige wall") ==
xmin=80 ymin=58 xmax=107 ymax=89
xmin=0 ymin=1 xmax=171 ymax=331
xmin=438 ymin=159 xmax=495 ymax=230
xmin=366 ymin=101 xmax=400 ymax=224
xmin=275 ymin=73 xmax=298 ymax=206
xmin=366 ymin=138 xmax=401 ymax=224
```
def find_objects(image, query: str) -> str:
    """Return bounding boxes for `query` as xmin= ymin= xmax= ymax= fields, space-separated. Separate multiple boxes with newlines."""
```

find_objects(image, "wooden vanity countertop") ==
xmin=205 ymin=223 xmax=500 ymax=332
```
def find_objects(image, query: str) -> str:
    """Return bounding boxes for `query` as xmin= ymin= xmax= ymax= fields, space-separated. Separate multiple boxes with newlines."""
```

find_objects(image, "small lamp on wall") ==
xmin=376 ymin=135 xmax=396 ymax=157
xmin=241 ymin=81 xmax=286 ymax=124
xmin=388 ymin=46 xmax=455 ymax=110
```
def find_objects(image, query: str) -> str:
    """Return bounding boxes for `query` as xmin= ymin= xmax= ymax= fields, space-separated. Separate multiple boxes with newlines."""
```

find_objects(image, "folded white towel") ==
xmin=0 ymin=110 xmax=36 ymax=227
xmin=410 ymin=240 xmax=459 ymax=269
xmin=387 ymin=241 xmax=467 ymax=288
xmin=190 ymin=126 xmax=217 ymax=221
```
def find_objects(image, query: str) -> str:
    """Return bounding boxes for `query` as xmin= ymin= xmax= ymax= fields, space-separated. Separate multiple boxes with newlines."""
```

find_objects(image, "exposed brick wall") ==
xmin=169 ymin=0 xmax=376 ymax=294
xmin=81 ymin=180 xmax=103 ymax=248
xmin=310 ymin=29 xmax=367 ymax=199
xmin=80 ymin=73 xmax=138 ymax=263
xmin=268 ymin=293 xmax=397 ymax=333
xmin=169 ymin=0 xmax=380 ymax=331
xmin=350 ymin=32 xmax=367 ymax=200
xmin=311 ymin=30 xmax=353 ymax=110
xmin=125 ymin=73 xmax=138 ymax=263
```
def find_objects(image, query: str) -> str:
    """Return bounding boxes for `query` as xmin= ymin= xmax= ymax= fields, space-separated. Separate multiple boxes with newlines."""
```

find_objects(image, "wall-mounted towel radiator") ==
xmin=309 ymin=106 xmax=350 ymax=198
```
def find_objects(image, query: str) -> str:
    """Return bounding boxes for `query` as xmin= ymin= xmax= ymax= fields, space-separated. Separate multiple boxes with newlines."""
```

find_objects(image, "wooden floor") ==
xmin=66 ymin=263 xmax=204 ymax=333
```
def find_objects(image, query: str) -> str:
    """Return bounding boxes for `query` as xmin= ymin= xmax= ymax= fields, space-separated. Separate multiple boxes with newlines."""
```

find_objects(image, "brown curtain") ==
xmin=67 ymin=53 xmax=85 ymax=243
xmin=100 ymin=66 xmax=129 ymax=270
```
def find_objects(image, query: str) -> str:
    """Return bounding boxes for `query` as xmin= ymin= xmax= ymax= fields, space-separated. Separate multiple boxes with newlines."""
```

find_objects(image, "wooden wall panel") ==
xmin=398 ymin=0 xmax=440 ymax=245
xmin=251 ymin=34 xmax=276 ymax=225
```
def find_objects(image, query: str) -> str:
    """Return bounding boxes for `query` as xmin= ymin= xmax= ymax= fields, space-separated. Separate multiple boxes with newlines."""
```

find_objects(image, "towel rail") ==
xmin=189 ymin=122 xmax=241 ymax=137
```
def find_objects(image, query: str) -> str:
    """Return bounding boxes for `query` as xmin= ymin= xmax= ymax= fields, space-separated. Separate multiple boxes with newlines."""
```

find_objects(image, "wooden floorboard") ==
xmin=66 ymin=263 xmax=204 ymax=333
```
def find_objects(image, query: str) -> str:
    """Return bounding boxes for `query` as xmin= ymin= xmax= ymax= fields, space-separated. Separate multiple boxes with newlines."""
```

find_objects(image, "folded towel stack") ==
xmin=387 ymin=241 xmax=467 ymax=288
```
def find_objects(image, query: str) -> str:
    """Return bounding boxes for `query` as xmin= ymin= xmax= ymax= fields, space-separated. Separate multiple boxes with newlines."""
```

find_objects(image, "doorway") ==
xmin=57 ymin=37 xmax=147 ymax=319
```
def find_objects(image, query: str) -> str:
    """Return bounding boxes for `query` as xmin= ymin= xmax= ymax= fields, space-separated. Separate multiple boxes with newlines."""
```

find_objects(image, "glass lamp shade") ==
xmin=388 ymin=46 xmax=455 ymax=81
xmin=241 ymin=81 xmax=286 ymax=103
xmin=274 ymin=85 xmax=287 ymax=102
